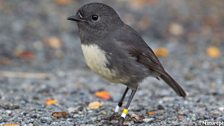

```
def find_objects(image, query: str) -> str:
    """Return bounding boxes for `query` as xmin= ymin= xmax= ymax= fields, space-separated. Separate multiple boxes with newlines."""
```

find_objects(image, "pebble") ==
xmin=218 ymin=107 xmax=224 ymax=111
xmin=0 ymin=103 xmax=20 ymax=110
xmin=40 ymin=117 xmax=52 ymax=124
xmin=157 ymin=104 xmax=165 ymax=110
xmin=68 ymin=107 xmax=77 ymax=113
xmin=217 ymin=116 xmax=224 ymax=121
xmin=143 ymin=118 xmax=154 ymax=123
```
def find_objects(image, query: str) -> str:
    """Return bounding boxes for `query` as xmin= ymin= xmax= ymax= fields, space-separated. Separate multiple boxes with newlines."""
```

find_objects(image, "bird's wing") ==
xmin=127 ymin=45 xmax=165 ymax=74
xmin=112 ymin=25 xmax=186 ymax=97
xmin=113 ymin=25 xmax=165 ymax=75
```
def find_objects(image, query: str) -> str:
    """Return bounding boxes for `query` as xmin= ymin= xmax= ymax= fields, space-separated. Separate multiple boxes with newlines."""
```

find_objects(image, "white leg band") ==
xmin=114 ymin=105 xmax=120 ymax=113
xmin=121 ymin=113 xmax=127 ymax=118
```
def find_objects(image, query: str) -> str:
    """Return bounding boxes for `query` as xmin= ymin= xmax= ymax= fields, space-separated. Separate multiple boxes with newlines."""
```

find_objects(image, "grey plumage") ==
xmin=68 ymin=2 xmax=186 ymax=96
xmin=68 ymin=3 xmax=186 ymax=124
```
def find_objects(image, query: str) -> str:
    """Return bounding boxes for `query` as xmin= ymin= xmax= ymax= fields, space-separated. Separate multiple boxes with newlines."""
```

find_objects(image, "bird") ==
xmin=68 ymin=2 xmax=186 ymax=124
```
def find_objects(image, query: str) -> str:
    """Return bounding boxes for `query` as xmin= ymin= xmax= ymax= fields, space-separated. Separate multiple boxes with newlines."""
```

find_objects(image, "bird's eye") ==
xmin=78 ymin=12 xmax=83 ymax=18
xmin=92 ymin=15 xmax=99 ymax=21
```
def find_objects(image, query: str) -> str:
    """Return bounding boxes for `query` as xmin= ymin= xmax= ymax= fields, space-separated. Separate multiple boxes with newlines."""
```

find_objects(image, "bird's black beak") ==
xmin=67 ymin=14 xmax=82 ymax=22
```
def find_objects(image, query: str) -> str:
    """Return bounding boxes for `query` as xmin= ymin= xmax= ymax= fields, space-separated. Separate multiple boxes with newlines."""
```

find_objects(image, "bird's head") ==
xmin=68 ymin=3 xmax=123 ymax=39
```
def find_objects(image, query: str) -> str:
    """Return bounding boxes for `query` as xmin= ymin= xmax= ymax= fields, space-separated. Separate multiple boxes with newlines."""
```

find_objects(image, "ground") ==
xmin=0 ymin=0 xmax=224 ymax=126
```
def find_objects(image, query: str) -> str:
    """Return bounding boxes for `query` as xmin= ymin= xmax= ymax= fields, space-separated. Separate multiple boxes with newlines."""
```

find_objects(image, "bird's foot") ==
xmin=116 ymin=117 xmax=125 ymax=126
xmin=103 ymin=112 xmax=120 ymax=121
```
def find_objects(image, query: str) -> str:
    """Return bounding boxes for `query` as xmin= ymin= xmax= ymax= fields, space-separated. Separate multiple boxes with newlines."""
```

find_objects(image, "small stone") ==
xmin=0 ymin=103 xmax=20 ymax=110
xmin=33 ymin=121 xmax=41 ymax=126
xmin=28 ymin=124 xmax=34 ymax=126
xmin=217 ymin=116 xmax=224 ymax=121
xmin=218 ymin=107 xmax=224 ymax=111
xmin=68 ymin=107 xmax=76 ymax=113
xmin=143 ymin=118 xmax=154 ymax=123
xmin=184 ymin=73 xmax=195 ymax=80
xmin=157 ymin=104 xmax=165 ymax=110
xmin=6 ymin=110 xmax=12 ymax=114
xmin=40 ymin=117 xmax=52 ymax=124
xmin=31 ymin=114 xmax=38 ymax=119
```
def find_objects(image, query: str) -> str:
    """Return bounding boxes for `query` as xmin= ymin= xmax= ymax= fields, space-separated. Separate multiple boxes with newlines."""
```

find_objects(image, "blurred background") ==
xmin=0 ymin=0 xmax=223 ymax=72
xmin=0 ymin=0 xmax=224 ymax=125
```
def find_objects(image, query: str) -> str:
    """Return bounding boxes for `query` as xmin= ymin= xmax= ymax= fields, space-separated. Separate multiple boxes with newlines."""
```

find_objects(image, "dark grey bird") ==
xmin=68 ymin=2 xmax=186 ymax=124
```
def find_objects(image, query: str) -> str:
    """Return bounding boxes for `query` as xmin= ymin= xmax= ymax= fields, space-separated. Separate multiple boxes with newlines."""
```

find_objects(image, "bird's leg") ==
xmin=115 ymin=87 xmax=129 ymax=112
xmin=118 ymin=89 xmax=137 ymax=125
xmin=108 ymin=87 xmax=129 ymax=121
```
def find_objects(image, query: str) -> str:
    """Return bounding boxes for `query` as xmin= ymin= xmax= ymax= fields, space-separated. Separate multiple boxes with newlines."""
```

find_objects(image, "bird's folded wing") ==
xmin=127 ymin=46 xmax=165 ymax=74
xmin=113 ymin=26 xmax=165 ymax=75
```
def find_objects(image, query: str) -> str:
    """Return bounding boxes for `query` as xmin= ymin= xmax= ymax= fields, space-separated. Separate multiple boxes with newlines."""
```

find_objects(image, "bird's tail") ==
xmin=160 ymin=71 xmax=186 ymax=97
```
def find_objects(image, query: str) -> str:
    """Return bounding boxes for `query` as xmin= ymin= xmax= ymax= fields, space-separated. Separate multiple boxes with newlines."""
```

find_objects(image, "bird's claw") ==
xmin=103 ymin=112 xmax=120 ymax=121
xmin=117 ymin=117 xmax=125 ymax=126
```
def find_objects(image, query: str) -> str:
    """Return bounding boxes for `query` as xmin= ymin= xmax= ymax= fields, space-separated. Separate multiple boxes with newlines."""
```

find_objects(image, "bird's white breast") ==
xmin=81 ymin=44 xmax=116 ymax=80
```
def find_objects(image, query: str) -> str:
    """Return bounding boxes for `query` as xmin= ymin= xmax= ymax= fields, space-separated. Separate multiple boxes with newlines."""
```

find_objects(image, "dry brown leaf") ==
xmin=88 ymin=101 xmax=102 ymax=110
xmin=55 ymin=0 xmax=72 ymax=6
xmin=45 ymin=98 xmax=58 ymax=106
xmin=169 ymin=23 xmax=184 ymax=36
xmin=52 ymin=112 xmax=69 ymax=119
xmin=207 ymin=46 xmax=221 ymax=58
xmin=147 ymin=111 xmax=157 ymax=115
xmin=45 ymin=36 xmax=62 ymax=49
xmin=16 ymin=51 xmax=35 ymax=60
xmin=95 ymin=91 xmax=112 ymax=100
xmin=154 ymin=48 xmax=169 ymax=57
xmin=131 ymin=113 xmax=145 ymax=123
xmin=3 ymin=124 xmax=20 ymax=126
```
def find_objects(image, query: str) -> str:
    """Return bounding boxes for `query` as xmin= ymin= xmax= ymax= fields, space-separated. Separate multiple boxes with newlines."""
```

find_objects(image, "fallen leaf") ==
xmin=154 ymin=48 xmax=169 ymax=57
xmin=3 ymin=124 xmax=20 ymax=126
xmin=207 ymin=46 xmax=221 ymax=58
xmin=16 ymin=51 xmax=35 ymax=60
xmin=55 ymin=0 xmax=72 ymax=5
xmin=45 ymin=36 xmax=62 ymax=49
xmin=169 ymin=23 xmax=184 ymax=36
xmin=95 ymin=91 xmax=112 ymax=100
xmin=147 ymin=111 xmax=157 ymax=115
xmin=52 ymin=112 xmax=69 ymax=119
xmin=131 ymin=113 xmax=145 ymax=123
xmin=88 ymin=101 xmax=102 ymax=110
xmin=45 ymin=98 xmax=58 ymax=106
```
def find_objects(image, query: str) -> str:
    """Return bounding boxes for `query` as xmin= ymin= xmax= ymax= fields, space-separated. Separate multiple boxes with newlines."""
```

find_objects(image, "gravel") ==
xmin=0 ymin=0 xmax=224 ymax=126
xmin=0 ymin=65 xmax=223 ymax=125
